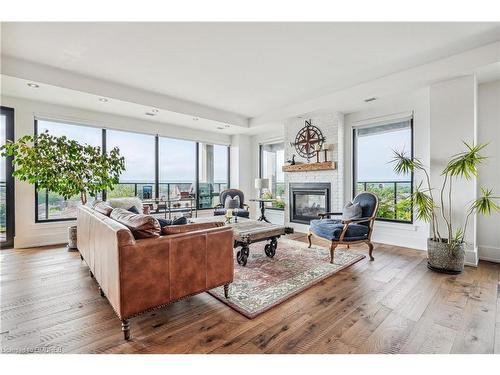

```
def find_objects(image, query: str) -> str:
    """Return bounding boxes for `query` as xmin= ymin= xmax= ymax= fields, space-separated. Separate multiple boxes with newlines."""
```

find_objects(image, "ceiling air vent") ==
xmin=364 ymin=97 xmax=377 ymax=102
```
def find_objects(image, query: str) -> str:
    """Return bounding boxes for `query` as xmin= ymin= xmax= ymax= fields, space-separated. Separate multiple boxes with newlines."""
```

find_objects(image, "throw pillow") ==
xmin=162 ymin=221 xmax=224 ymax=235
xmin=127 ymin=206 xmax=140 ymax=214
xmin=93 ymin=201 xmax=113 ymax=216
xmin=224 ymin=195 xmax=240 ymax=209
xmin=157 ymin=216 xmax=188 ymax=228
xmin=110 ymin=208 xmax=161 ymax=239
xmin=342 ymin=202 xmax=362 ymax=221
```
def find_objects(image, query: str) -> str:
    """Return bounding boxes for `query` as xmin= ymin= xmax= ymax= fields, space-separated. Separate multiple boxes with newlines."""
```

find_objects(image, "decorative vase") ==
xmin=68 ymin=225 xmax=78 ymax=251
xmin=427 ymin=238 xmax=465 ymax=274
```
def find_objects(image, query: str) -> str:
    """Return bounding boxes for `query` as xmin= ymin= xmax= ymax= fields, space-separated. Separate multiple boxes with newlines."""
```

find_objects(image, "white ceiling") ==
xmin=2 ymin=22 xmax=499 ymax=120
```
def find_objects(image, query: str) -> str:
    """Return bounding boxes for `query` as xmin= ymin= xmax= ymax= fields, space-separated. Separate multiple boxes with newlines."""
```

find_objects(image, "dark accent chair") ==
xmin=308 ymin=192 xmax=379 ymax=263
xmin=214 ymin=189 xmax=250 ymax=218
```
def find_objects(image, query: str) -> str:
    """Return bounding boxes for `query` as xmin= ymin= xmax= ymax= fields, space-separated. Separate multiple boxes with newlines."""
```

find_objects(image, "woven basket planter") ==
xmin=427 ymin=238 xmax=465 ymax=274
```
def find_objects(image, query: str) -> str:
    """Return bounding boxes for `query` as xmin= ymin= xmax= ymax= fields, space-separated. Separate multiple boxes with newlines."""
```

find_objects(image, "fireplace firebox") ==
xmin=289 ymin=183 xmax=331 ymax=224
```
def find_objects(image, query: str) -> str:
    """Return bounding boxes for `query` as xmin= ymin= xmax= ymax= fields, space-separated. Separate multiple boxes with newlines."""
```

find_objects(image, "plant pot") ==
xmin=427 ymin=238 xmax=465 ymax=274
xmin=68 ymin=225 xmax=78 ymax=251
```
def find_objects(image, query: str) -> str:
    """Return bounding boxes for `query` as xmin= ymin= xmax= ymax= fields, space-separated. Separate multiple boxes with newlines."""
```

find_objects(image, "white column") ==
xmin=430 ymin=75 xmax=478 ymax=266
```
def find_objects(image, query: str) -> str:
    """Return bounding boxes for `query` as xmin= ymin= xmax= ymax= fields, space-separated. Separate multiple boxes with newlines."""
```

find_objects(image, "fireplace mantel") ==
xmin=282 ymin=161 xmax=336 ymax=173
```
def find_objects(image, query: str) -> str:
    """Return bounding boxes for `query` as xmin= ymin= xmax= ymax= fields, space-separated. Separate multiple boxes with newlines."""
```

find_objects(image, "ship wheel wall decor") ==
xmin=293 ymin=120 xmax=326 ymax=160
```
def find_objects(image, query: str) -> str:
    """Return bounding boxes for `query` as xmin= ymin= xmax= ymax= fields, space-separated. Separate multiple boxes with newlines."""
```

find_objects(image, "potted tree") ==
xmin=391 ymin=142 xmax=499 ymax=273
xmin=1 ymin=131 xmax=125 ymax=249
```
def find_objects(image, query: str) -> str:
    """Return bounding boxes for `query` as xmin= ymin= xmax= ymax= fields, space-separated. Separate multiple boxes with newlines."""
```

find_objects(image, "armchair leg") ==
xmin=367 ymin=242 xmax=374 ymax=261
xmin=121 ymin=320 xmax=131 ymax=341
xmin=307 ymin=232 xmax=313 ymax=248
xmin=330 ymin=243 xmax=338 ymax=264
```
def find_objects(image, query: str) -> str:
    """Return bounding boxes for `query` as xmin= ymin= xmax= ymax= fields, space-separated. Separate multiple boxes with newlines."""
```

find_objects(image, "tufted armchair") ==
xmin=308 ymin=192 xmax=379 ymax=263
xmin=214 ymin=189 xmax=250 ymax=218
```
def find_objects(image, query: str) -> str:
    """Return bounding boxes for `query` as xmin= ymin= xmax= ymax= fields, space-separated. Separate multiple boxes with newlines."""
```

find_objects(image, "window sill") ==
xmin=374 ymin=220 xmax=418 ymax=231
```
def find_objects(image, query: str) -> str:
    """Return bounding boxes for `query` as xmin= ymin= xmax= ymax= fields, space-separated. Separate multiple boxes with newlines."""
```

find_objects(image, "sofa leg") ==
xmin=80 ymin=253 xmax=83 ymax=261
xmin=98 ymin=286 xmax=105 ymax=298
xmin=367 ymin=242 xmax=374 ymax=261
xmin=330 ymin=243 xmax=337 ymax=264
xmin=89 ymin=270 xmax=94 ymax=278
xmin=307 ymin=232 xmax=312 ymax=248
xmin=122 ymin=320 xmax=131 ymax=341
xmin=224 ymin=284 xmax=230 ymax=299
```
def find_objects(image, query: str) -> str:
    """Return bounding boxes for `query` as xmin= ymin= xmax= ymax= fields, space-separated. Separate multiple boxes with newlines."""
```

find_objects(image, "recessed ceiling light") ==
xmin=145 ymin=112 xmax=156 ymax=116
xmin=27 ymin=83 xmax=39 ymax=88
xmin=151 ymin=109 xmax=159 ymax=113
xmin=364 ymin=97 xmax=377 ymax=102
xmin=297 ymin=116 xmax=303 ymax=119
xmin=216 ymin=126 xmax=224 ymax=130
xmin=224 ymin=124 xmax=230 ymax=128
xmin=192 ymin=117 xmax=199 ymax=121
xmin=99 ymin=98 xmax=108 ymax=102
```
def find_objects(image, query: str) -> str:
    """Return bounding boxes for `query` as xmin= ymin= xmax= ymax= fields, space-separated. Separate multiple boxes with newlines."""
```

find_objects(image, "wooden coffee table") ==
xmin=228 ymin=220 xmax=293 ymax=266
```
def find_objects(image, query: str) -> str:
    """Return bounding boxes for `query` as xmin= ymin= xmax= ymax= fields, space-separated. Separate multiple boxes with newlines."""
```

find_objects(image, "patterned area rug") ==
xmin=208 ymin=238 xmax=365 ymax=318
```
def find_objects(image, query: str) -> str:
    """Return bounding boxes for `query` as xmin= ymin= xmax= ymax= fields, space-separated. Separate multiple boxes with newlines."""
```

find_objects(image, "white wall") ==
xmin=477 ymin=80 xmax=500 ymax=263
xmin=1 ymin=95 xmax=233 ymax=248
xmin=344 ymin=88 xmax=431 ymax=251
xmin=430 ymin=75 xmax=478 ymax=266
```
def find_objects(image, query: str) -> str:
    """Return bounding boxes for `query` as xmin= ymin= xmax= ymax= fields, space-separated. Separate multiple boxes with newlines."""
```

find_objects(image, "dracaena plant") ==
xmin=391 ymin=142 xmax=500 ymax=249
xmin=0 ymin=131 xmax=125 ymax=205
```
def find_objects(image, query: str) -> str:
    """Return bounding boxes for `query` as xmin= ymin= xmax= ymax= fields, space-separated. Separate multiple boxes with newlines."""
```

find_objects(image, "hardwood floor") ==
xmin=1 ymin=233 xmax=499 ymax=354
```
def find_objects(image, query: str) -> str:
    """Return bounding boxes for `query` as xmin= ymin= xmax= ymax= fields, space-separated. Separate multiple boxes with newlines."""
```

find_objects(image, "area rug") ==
xmin=208 ymin=238 xmax=365 ymax=318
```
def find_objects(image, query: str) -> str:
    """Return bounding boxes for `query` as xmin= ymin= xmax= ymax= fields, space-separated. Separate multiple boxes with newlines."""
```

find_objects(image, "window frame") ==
xmin=34 ymin=118 xmax=231 ymax=222
xmin=352 ymin=118 xmax=414 ymax=224
xmin=259 ymin=141 xmax=285 ymax=211
xmin=1 ymin=106 xmax=16 ymax=248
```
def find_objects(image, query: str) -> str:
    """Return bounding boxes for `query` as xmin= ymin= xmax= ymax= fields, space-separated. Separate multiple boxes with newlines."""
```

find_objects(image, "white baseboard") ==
xmin=478 ymin=245 xmax=500 ymax=263
xmin=464 ymin=247 xmax=479 ymax=267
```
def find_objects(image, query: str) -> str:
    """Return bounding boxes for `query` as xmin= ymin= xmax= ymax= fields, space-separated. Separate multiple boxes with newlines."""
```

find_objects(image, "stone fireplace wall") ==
xmin=284 ymin=112 xmax=344 ymax=232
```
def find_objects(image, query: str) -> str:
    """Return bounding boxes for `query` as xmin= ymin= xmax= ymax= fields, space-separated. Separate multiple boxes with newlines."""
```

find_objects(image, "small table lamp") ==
xmin=255 ymin=178 xmax=269 ymax=198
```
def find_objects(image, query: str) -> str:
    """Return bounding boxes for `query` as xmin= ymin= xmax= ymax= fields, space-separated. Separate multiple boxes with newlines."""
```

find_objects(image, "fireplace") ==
xmin=289 ymin=183 xmax=331 ymax=224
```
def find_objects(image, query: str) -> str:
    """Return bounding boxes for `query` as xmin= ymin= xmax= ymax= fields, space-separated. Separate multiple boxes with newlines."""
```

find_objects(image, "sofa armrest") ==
xmin=162 ymin=221 xmax=224 ymax=235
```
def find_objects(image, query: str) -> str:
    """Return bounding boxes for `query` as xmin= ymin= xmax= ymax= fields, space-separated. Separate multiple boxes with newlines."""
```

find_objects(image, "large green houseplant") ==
xmin=1 ymin=131 xmax=125 ymax=248
xmin=391 ymin=142 xmax=499 ymax=273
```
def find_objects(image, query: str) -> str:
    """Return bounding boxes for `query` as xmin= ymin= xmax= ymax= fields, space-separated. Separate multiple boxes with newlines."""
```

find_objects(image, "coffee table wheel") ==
xmin=237 ymin=250 xmax=248 ymax=266
xmin=264 ymin=243 xmax=276 ymax=258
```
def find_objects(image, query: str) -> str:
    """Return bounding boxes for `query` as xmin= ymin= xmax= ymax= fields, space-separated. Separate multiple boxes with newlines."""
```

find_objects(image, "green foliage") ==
xmin=391 ymin=142 xmax=499 ymax=245
xmin=1 ymin=131 xmax=125 ymax=204
xmin=412 ymin=183 xmax=435 ymax=222
xmin=443 ymin=142 xmax=488 ymax=179
xmin=471 ymin=187 xmax=500 ymax=216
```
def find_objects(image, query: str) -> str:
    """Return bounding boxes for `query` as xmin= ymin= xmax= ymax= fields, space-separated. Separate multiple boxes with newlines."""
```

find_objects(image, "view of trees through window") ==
xmin=353 ymin=119 xmax=413 ymax=222
xmin=260 ymin=142 xmax=285 ymax=209
xmin=35 ymin=119 xmax=230 ymax=221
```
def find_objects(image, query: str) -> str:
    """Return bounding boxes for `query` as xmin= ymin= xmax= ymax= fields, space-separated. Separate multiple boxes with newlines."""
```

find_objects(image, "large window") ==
xmin=353 ymin=118 xmax=413 ymax=223
xmin=198 ymin=143 xmax=229 ymax=209
xmin=1 ymin=107 xmax=15 ymax=248
xmin=36 ymin=119 xmax=102 ymax=221
xmin=159 ymin=137 xmax=196 ymax=199
xmin=34 ymin=118 xmax=230 ymax=222
xmin=260 ymin=142 xmax=285 ymax=210
xmin=106 ymin=130 xmax=156 ymax=200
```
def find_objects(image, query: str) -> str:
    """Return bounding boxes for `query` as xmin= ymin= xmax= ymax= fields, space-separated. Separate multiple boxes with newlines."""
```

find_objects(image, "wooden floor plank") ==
xmin=1 ymin=237 xmax=499 ymax=354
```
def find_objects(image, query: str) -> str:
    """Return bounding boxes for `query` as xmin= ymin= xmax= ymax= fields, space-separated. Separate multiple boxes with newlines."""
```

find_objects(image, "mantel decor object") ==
xmin=290 ymin=119 xmax=326 ymax=162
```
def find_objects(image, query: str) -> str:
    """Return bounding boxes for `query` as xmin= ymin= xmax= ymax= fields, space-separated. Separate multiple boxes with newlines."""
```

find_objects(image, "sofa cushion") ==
xmin=110 ymin=208 xmax=161 ymax=239
xmin=107 ymin=197 xmax=143 ymax=214
xmin=224 ymin=195 xmax=240 ymax=209
xmin=92 ymin=201 xmax=114 ymax=216
xmin=310 ymin=218 xmax=369 ymax=241
xmin=341 ymin=201 xmax=362 ymax=221
xmin=162 ymin=221 xmax=224 ymax=235
xmin=127 ymin=206 xmax=140 ymax=214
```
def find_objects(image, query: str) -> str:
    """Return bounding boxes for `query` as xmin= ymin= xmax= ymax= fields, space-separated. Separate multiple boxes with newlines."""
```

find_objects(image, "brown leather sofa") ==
xmin=77 ymin=205 xmax=234 ymax=340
